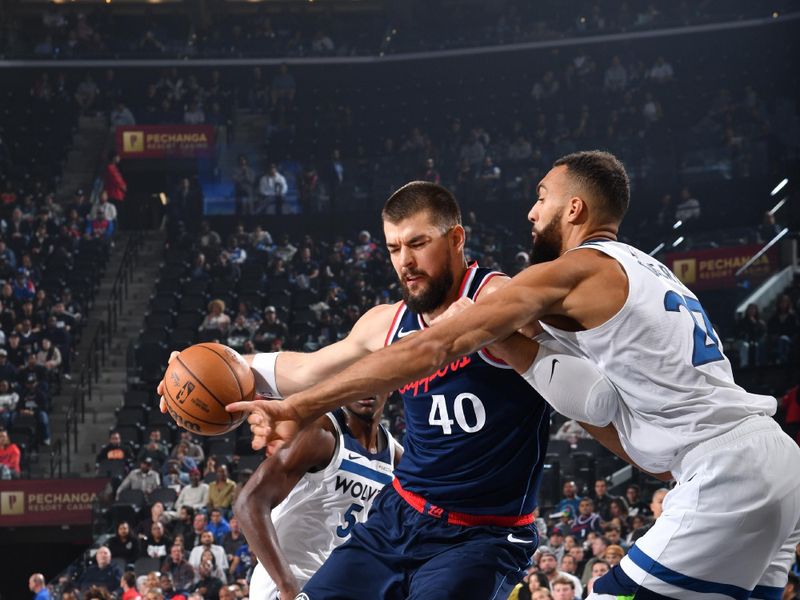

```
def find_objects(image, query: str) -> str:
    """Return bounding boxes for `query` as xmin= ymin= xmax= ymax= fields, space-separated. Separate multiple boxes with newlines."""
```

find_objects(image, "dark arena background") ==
xmin=0 ymin=1 xmax=798 ymax=598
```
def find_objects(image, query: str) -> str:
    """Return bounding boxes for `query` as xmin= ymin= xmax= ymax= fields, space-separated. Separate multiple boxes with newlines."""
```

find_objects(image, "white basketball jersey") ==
xmin=249 ymin=409 xmax=398 ymax=600
xmin=539 ymin=240 xmax=777 ymax=473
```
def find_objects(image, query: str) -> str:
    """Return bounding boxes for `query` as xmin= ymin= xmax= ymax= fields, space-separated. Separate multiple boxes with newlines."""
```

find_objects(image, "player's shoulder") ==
xmin=351 ymin=301 xmax=404 ymax=344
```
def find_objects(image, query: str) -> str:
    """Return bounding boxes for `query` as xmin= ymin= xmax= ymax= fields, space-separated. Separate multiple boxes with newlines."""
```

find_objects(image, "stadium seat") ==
xmin=148 ymin=487 xmax=178 ymax=509
xmin=134 ymin=556 xmax=162 ymax=576
xmin=117 ymin=489 xmax=146 ymax=508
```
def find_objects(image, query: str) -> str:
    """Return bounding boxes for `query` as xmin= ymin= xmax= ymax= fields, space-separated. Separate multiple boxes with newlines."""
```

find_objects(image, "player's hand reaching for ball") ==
xmin=226 ymin=397 xmax=303 ymax=454
xmin=156 ymin=351 xmax=181 ymax=413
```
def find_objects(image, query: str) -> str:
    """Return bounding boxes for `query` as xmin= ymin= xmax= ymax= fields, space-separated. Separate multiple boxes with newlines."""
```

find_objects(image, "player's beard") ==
xmin=531 ymin=209 xmax=564 ymax=265
xmin=401 ymin=265 xmax=454 ymax=314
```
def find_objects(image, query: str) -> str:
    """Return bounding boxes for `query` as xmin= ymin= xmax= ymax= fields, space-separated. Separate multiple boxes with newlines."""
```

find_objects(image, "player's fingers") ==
xmin=156 ymin=380 xmax=164 ymax=396
xmin=168 ymin=350 xmax=179 ymax=363
xmin=251 ymin=436 xmax=266 ymax=451
xmin=227 ymin=401 xmax=256 ymax=413
xmin=159 ymin=397 xmax=167 ymax=413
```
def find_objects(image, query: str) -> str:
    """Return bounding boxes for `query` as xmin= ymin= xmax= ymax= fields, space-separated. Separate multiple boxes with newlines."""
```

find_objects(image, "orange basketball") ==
xmin=162 ymin=343 xmax=254 ymax=436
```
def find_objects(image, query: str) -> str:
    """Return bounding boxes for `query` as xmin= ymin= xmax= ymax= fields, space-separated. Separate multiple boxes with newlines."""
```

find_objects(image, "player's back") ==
xmin=540 ymin=240 xmax=776 ymax=473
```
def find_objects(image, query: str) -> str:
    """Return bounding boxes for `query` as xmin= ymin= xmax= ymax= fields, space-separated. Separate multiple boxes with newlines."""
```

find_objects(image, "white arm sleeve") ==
xmin=250 ymin=352 xmax=282 ymax=398
xmin=522 ymin=336 xmax=619 ymax=426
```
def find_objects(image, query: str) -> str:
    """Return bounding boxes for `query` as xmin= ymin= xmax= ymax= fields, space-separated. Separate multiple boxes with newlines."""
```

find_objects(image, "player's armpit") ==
xmin=578 ymin=421 xmax=673 ymax=482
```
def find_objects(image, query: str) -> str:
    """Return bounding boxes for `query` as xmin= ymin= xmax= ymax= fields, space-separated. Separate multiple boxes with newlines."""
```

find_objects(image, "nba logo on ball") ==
xmin=175 ymin=381 xmax=195 ymax=404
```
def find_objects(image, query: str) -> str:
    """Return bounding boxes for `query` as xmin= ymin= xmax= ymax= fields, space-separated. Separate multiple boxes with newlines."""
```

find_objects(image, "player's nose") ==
xmin=527 ymin=204 xmax=538 ymax=224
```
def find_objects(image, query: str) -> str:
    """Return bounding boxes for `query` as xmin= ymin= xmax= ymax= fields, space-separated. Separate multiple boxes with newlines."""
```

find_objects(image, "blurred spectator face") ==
xmin=151 ymin=522 xmax=164 ymax=539
xmin=109 ymin=432 xmax=121 ymax=446
xmin=579 ymin=498 xmax=594 ymax=516
xmin=219 ymin=586 xmax=236 ymax=600
xmin=590 ymin=537 xmax=607 ymax=558
xmin=190 ymin=470 xmax=201 ymax=485
xmin=591 ymin=561 xmax=609 ymax=577
xmin=117 ymin=522 xmax=130 ymax=538
xmin=594 ymin=480 xmax=607 ymax=496
xmin=149 ymin=430 xmax=161 ymax=444
xmin=193 ymin=513 xmax=207 ymax=531
xmin=170 ymin=545 xmax=183 ymax=562
xmin=569 ymin=546 xmax=584 ymax=562
xmin=563 ymin=481 xmax=576 ymax=497
xmin=552 ymin=583 xmax=573 ymax=600
xmin=0 ymin=430 xmax=8 ymax=447
xmin=560 ymin=555 xmax=576 ymax=574
xmin=229 ymin=517 xmax=239 ymax=533
xmin=210 ymin=510 xmax=222 ymax=524
xmin=95 ymin=546 xmax=111 ymax=567
xmin=216 ymin=465 xmax=228 ymax=482
xmin=651 ymin=489 xmax=667 ymax=518
xmin=200 ymin=531 xmax=214 ymax=547
xmin=603 ymin=546 xmax=624 ymax=566
xmin=538 ymin=553 xmax=557 ymax=575
xmin=140 ymin=460 xmax=152 ymax=473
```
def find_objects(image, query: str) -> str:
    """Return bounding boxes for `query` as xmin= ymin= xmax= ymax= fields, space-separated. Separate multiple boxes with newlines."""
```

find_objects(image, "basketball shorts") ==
xmin=596 ymin=415 xmax=800 ymax=599
xmin=300 ymin=485 xmax=537 ymax=599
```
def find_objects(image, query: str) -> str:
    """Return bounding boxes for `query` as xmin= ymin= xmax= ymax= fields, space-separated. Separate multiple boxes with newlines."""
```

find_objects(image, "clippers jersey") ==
xmin=386 ymin=265 xmax=551 ymax=517
xmin=249 ymin=409 xmax=398 ymax=600
xmin=540 ymin=240 xmax=777 ymax=473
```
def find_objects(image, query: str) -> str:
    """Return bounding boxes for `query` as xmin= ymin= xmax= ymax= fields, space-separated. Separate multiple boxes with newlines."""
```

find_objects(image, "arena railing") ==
xmin=0 ymin=11 xmax=796 ymax=69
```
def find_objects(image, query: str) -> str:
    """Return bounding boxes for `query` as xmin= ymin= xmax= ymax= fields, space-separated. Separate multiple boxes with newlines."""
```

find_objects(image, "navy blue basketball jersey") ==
xmin=386 ymin=265 xmax=551 ymax=517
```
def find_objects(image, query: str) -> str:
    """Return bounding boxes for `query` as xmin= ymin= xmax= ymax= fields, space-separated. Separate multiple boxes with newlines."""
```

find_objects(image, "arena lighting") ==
xmin=649 ymin=242 xmax=665 ymax=256
xmin=735 ymin=227 xmax=789 ymax=276
xmin=770 ymin=177 xmax=788 ymax=196
xmin=769 ymin=197 xmax=787 ymax=216
xmin=672 ymin=220 xmax=683 ymax=230
xmin=773 ymin=11 xmax=780 ymax=18
xmin=671 ymin=236 xmax=684 ymax=248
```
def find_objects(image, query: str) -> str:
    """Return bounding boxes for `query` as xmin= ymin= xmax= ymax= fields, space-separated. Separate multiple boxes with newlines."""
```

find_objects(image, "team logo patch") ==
xmin=294 ymin=594 xmax=310 ymax=600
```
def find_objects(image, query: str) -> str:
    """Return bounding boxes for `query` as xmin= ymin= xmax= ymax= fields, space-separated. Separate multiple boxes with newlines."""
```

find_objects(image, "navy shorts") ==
xmin=301 ymin=485 xmax=538 ymax=600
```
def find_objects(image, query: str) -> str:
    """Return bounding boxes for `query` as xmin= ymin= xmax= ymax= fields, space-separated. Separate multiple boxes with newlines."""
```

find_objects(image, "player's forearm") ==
xmin=485 ymin=332 xmax=539 ymax=373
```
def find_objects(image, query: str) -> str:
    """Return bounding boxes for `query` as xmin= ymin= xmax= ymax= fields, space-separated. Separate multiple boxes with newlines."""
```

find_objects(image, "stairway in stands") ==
xmin=38 ymin=231 xmax=166 ymax=477
xmin=56 ymin=115 xmax=110 ymax=202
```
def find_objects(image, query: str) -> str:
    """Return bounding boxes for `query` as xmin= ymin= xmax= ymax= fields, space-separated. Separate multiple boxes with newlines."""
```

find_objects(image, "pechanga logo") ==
xmin=122 ymin=131 xmax=145 ymax=153
xmin=0 ymin=491 xmax=24 ymax=515
xmin=175 ymin=381 xmax=195 ymax=404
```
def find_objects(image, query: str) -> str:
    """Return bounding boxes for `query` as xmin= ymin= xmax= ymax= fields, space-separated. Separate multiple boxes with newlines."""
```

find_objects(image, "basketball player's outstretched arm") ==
xmin=228 ymin=251 xmax=613 ymax=448
xmin=233 ymin=417 xmax=336 ymax=600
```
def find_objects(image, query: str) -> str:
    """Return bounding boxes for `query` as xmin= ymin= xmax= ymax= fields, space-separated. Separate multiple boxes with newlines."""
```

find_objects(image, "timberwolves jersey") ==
xmin=249 ymin=409 xmax=399 ymax=600
xmin=386 ymin=265 xmax=551 ymax=517
xmin=539 ymin=240 xmax=777 ymax=473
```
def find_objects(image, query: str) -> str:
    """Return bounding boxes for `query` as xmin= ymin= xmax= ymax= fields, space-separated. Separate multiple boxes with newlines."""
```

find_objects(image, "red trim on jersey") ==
xmin=392 ymin=479 xmax=535 ymax=527
xmin=473 ymin=271 xmax=510 ymax=366
xmin=480 ymin=347 xmax=509 ymax=366
xmin=384 ymin=303 xmax=405 ymax=347
xmin=457 ymin=264 xmax=477 ymax=298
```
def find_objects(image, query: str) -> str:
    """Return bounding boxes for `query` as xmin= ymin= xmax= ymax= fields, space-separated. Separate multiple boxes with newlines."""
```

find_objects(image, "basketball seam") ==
xmin=175 ymin=355 xmax=232 ymax=422
xmin=197 ymin=344 xmax=246 ymax=418
xmin=163 ymin=381 xmax=230 ymax=426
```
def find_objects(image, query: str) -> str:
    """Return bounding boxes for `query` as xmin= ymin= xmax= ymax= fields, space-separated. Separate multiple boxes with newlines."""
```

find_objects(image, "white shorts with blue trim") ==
xmin=620 ymin=416 xmax=800 ymax=599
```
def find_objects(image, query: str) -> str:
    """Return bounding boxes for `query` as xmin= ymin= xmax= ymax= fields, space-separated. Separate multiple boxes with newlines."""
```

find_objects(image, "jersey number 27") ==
xmin=664 ymin=291 xmax=724 ymax=366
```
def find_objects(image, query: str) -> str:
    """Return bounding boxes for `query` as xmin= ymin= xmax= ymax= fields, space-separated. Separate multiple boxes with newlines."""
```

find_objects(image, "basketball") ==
xmin=162 ymin=342 xmax=255 ymax=436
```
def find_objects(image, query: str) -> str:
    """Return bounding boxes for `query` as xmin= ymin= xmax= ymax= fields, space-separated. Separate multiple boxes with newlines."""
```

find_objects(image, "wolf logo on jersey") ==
xmin=249 ymin=409 xmax=398 ymax=600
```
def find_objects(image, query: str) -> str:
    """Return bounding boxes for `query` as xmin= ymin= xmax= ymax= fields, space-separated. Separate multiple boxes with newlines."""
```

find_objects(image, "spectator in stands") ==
xmin=570 ymin=498 xmax=602 ymax=540
xmin=208 ymin=465 xmax=236 ymax=516
xmin=590 ymin=479 xmax=616 ymax=521
xmin=624 ymin=484 xmax=648 ymax=517
xmin=35 ymin=337 xmax=62 ymax=375
xmin=735 ymin=303 xmax=767 ymax=368
xmin=233 ymin=156 xmax=256 ymax=216
xmin=107 ymin=521 xmax=140 ymax=566
xmin=253 ymin=306 xmax=288 ymax=351
xmin=161 ymin=544 xmax=196 ymax=594
xmin=271 ymin=64 xmax=296 ymax=105
xmin=580 ymin=536 xmax=610 ymax=587
xmin=785 ymin=573 xmax=798 ymax=600
xmin=96 ymin=430 xmax=132 ymax=471
xmin=603 ymin=56 xmax=628 ymax=92
xmin=189 ymin=532 xmax=228 ymax=580
xmin=189 ymin=553 xmax=223 ymax=600
xmin=0 ymin=428 xmax=21 ymax=478
xmin=84 ymin=586 xmax=113 ymax=600
xmin=94 ymin=192 xmax=118 ymax=227
xmin=538 ymin=550 xmax=582 ymax=597
xmin=175 ymin=468 xmax=209 ymax=512
xmin=602 ymin=544 xmax=625 ymax=568
xmin=110 ymin=102 xmax=136 ymax=127
xmin=75 ymin=73 xmax=99 ymax=113
xmin=138 ymin=430 xmax=169 ymax=468
xmin=550 ymin=575 xmax=577 ymax=600
xmin=205 ymin=508 xmax=231 ymax=544
xmin=15 ymin=373 xmax=51 ymax=445
xmin=116 ymin=457 xmax=161 ymax=500
xmin=28 ymin=573 xmax=50 ymax=600
xmin=257 ymin=163 xmax=288 ymax=215
xmin=555 ymin=480 xmax=581 ymax=517
xmin=767 ymin=294 xmax=798 ymax=365
xmin=172 ymin=431 xmax=204 ymax=464
xmin=584 ymin=560 xmax=610 ymax=595
xmin=104 ymin=152 xmax=127 ymax=212
xmin=648 ymin=56 xmax=674 ymax=84
xmin=184 ymin=100 xmax=205 ymax=125
xmin=198 ymin=300 xmax=230 ymax=337
xmin=221 ymin=516 xmax=245 ymax=564
xmin=119 ymin=571 xmax=140 ymax=600
xmin=142 ymin=521 xmax=173 ymax=560
xmin=674 ymin=186 xmax=701 ymax=224
xmin=78 ymin=546 xmax=121 ymax=594
xmin=0 ymin=380 xmax=19 ymax=430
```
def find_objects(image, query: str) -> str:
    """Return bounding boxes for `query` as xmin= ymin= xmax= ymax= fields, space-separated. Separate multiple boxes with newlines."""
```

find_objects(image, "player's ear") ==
xmin=566 ymin=196 xmax=587 ymax=223
xmin=450 ymin=224 xmax=466 ymax=252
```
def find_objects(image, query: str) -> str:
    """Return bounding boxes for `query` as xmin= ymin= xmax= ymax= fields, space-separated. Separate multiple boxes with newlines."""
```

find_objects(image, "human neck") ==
xmin=344 ymin=410 xmax=382 ymax=453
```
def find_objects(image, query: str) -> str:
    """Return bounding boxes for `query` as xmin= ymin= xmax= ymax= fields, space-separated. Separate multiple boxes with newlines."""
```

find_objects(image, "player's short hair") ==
xmin=551 ymin=575 xmax=575 ymax=589
xmin=553 ymin=150 xmax=630 ymax=222
xmin=382 ymin=181 xmax=461 ymax=233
